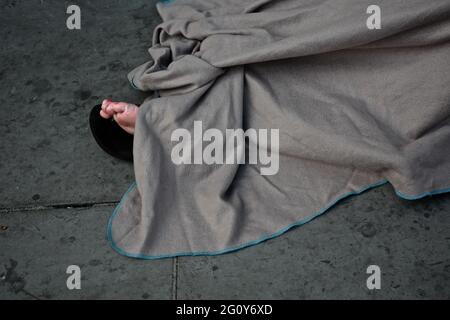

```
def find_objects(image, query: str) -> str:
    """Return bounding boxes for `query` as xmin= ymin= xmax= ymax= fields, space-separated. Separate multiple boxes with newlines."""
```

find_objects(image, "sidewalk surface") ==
xmin=1 ymin=0 xmax=449 ymax=299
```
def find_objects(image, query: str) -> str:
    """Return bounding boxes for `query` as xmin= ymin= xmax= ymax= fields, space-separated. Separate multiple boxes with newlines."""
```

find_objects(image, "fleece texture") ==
xmin=108 ymin=0 xmax=450 ymax=259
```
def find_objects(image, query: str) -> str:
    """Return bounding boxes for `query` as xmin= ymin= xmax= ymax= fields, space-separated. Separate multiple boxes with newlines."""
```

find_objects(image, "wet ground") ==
xmin=1 ymin=0 xmax=449 ymax=299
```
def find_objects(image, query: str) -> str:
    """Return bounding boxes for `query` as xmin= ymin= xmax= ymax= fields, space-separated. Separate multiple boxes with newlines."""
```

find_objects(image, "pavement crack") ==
xmin=0 ymin=201 xmax=119 ymax=214
xmin=171 ymin=257 xmax=178 ymax=300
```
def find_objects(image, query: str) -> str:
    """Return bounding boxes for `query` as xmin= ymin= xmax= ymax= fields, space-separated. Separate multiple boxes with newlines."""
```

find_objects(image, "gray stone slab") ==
xmin=177 ymin=184 xmax=450 ymax=299
xmin=0 ymin=205 xmax=173 ymax=299
xmin=0 ymin=0 xmax=161 ymax=207
xmin=2 ymin=0 xmax=450 ymax=301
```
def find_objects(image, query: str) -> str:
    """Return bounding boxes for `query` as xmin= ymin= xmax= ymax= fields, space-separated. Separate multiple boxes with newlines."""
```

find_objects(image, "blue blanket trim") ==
xmin=106 ymin=179 xmax=449 ymax=260
xmin=394 ymin=187 xmax=450 ymax=200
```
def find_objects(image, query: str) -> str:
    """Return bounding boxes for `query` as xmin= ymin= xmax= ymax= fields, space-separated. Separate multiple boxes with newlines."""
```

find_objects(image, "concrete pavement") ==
xmin=1 ymin=0 xmax=449 ymax=299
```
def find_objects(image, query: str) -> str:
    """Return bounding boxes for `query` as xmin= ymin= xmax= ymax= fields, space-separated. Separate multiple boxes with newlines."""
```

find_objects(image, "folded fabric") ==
xmin=108 ymin=0 xmax=450 ymax=259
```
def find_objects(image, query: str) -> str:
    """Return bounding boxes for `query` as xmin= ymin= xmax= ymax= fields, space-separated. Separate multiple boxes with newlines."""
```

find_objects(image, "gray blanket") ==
xmin=108 ymin=0 xmax=450 ymax=259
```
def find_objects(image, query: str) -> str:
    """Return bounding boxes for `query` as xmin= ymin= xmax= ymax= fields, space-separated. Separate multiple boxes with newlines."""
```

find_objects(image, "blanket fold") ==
xmin=108 ymin=0 xmax=450 ymax=259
